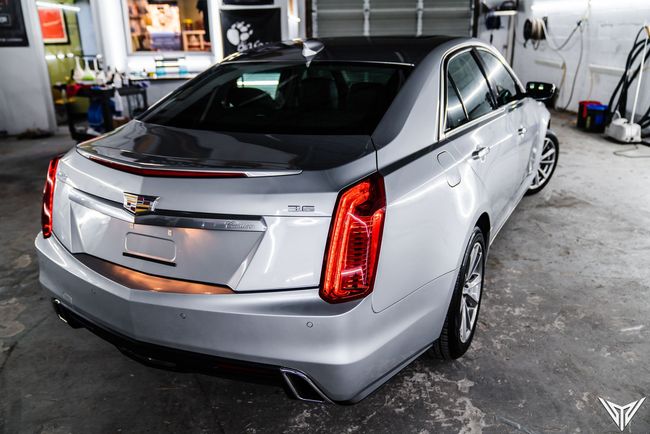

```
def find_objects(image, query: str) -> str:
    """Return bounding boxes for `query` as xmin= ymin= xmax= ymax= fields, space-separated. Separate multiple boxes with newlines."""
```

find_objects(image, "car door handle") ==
xmin=471 ymin=146 xmax=490 ymax=160
xmin=517 ymin=127 xmax=527 ymax=136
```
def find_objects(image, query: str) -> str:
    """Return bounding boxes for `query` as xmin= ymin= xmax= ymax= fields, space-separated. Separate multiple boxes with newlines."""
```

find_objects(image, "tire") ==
xmin=526 ymin=130 xmax=559 ymax=195
xmin=431 ymin=227 xmax=486 ymax=360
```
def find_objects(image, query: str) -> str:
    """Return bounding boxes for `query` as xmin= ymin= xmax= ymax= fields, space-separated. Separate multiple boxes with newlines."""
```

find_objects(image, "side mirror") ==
xmin=526 ymin=81 xmax=556 ymax=101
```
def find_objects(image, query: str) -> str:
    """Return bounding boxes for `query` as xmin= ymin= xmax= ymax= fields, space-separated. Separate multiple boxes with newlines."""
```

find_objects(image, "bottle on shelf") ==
xmin=73 ymin=57 xmax=84 ymax=82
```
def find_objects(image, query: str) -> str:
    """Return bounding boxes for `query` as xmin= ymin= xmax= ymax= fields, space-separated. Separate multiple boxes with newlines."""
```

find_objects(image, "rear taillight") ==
xmin=42 ymin=157 xmax=60 ymax=238
xmin=321 ymin=173 xmax=386 ymax=303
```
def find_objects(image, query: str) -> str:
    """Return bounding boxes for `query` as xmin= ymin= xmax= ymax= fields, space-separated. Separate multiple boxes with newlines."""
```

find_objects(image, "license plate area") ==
xmin=124 ymin=232 xmax=177 ymax=266
xmin=68 ymin=198 xmax=265 ymax=288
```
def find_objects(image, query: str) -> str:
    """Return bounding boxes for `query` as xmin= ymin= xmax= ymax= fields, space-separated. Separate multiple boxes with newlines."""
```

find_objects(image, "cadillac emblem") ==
xmin=123 ymin=193 xmax=159 ymax=216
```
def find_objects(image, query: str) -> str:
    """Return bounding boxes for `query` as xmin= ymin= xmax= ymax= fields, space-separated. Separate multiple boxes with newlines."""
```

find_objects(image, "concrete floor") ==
xmin=1 ymin=113 xmax=649 ymax=433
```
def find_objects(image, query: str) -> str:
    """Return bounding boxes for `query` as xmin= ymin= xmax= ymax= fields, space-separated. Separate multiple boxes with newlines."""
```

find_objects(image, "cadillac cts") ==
xmin=36 ymin=37 xmax=559 ymax=403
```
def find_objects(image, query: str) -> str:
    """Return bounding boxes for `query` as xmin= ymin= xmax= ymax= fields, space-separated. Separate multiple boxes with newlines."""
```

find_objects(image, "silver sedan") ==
xmin=36 ymin=36 xmax=558 ymax=404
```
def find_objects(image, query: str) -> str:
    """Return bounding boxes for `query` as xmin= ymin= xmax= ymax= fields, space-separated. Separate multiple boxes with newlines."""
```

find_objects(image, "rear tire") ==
xmin=526 ymin=130 xmax=559 ymax=195
xmin=431 ymin=227 xmax=485 ymax=360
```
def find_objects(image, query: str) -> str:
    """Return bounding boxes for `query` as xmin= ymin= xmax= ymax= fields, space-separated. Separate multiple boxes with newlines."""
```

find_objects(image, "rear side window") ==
xmin=447 ymin=52 xmax=494 ymax=121
xmin=445 ymin=77 xmax=468 ymax=131
xmin=140 ymin=62 xmax=411 ymax=135
xmin=477 ymin=50 xmax=520 ymax=106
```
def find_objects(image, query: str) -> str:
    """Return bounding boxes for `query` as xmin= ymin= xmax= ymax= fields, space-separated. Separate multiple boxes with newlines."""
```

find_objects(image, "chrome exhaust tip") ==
xmin=280 ymin=368 xmax=332 ymax=404
xmin=52 ymin=299 xmax=82 ymax=329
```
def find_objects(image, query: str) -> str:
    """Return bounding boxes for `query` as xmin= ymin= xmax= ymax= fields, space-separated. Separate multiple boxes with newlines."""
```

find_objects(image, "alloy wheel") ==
xmin=459 ymin=242 xmax=483 ymax=343
xmin=529 ymin=137 xmax=557 ymax=190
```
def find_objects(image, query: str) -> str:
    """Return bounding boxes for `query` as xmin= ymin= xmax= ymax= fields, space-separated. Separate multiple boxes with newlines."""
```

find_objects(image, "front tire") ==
xmin=431 ymin=227 xmax=485 ymax=360
xmin=526 ymin=130 xmax=559 ymax=195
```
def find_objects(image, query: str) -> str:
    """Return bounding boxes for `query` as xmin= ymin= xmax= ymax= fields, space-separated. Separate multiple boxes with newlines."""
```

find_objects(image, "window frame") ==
xmin=438 ymin=43 xmax=526 ymax=141
xmin=440 ymin=46 xmax=496 ymax=136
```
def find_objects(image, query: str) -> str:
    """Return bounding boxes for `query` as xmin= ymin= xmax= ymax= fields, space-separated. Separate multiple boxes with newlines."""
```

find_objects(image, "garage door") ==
xmin=310 ymin=0 xmax=476 ymax=38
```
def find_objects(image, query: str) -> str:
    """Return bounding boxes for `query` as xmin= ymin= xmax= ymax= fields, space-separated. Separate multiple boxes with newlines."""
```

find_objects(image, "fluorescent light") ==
xmin=237 ymin=79 xmax=279 ymax=86
xmin=531 ymin=1 xmax=587 ymax=14
xmin=490 ymin=10 xmax=517 ymax=16
xmin=36 ymin=1 xmax=81 ymax=13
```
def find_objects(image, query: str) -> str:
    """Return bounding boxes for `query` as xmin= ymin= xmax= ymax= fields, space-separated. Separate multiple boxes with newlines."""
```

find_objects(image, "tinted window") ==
xmin=477 ymin=50 xmax=520 ymax=106
xmin=141 ymin=62 xmax=411 ymax=135
xmin=447 ymin=52 xmax=494 ymax=120
xmin=446 ymin=77 xmax=467 ymax=131
xmin=237 ymin=72 xmax=281 ymax=98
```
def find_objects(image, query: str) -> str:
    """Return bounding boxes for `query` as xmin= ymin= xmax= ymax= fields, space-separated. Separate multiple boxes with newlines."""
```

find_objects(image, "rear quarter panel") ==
xmin=373 ymin=144 xmax=489 ymax=314
xmin=371 ymin=40 xmax=491 ymax=314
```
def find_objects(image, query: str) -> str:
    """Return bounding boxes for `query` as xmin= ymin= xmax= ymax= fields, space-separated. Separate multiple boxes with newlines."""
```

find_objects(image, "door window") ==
xmin=447 ymin=52 xmax=494 ymax=121
xmin=445 ymin=77 xmax=468 ymax=131
xmin=477 ymin=50 xmax=520 ymax=106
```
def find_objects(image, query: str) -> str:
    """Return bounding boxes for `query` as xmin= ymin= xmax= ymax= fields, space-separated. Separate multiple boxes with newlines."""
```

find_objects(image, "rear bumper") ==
xmin=36 ymin=233 xmax=455 ymax=402
xmin=51 ymin=298 xmax=331 ymax=403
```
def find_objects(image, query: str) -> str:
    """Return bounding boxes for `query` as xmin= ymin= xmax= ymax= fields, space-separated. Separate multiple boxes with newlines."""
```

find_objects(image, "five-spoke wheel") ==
xmin=432 ymin=227 xmax=485 ymax=359
xmin=527 ymin=130 xmax=559 ymax=195
xmin=459 ymin=242 xmax=483 ymax=343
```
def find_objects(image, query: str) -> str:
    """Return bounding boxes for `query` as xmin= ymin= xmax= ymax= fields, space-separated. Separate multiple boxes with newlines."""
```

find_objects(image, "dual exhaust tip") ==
xmin=52 ymin=298 xmax=332 ymax=404
xmin=280 ymin=368 xmax=332 ymax=404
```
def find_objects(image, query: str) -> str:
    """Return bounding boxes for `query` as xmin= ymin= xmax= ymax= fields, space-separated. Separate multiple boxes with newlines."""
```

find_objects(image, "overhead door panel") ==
xmin=312 ymin=0 xmax=474 ymax=38
xmin=314 ymin=0 xmax=364 ymax=37
xmin=422 ymin=0 xmax=473 ymax=36
xmin=369 ymin=0 xmax=416 ymax=36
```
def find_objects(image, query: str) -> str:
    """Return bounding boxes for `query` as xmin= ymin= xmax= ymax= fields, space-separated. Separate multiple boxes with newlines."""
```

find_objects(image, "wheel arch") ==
xmin=475 ymin=212 xmax=491 ymax=247
xmin=546 ymin=129 xmax=560 ymax=149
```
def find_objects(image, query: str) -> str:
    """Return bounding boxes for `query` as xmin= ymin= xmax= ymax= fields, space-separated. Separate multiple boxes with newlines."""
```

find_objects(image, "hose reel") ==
xmin=523 ymin=17 xmax=547 ymax=43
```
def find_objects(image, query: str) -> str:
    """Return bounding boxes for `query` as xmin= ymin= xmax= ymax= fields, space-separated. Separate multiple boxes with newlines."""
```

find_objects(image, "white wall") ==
xmin=485 ymin=0 xmax=650 ymax=117
xmin=476 ymin=0 xmax=513 ymax=59
xmin=91 ymin=0 xmax=128 ymax=72
xmin=0 ymin=0 xmax=56 ymax=135
xmin=78 ymin=0 xmax=99 ymax=56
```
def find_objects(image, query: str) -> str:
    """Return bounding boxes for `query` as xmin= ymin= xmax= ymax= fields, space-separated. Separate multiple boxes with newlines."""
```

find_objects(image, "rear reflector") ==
xmin=42 ymin=157 xmax=60 ymax=238
xmin=321 ymin=173 xmax=386 ymax=303
xmin=88 ymin=155 xmax=247 ymax=178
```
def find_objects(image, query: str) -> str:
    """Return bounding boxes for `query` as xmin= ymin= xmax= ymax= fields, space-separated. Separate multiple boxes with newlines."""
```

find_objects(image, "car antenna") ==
xmin=301 ymin=39 xmax=324 ymax=67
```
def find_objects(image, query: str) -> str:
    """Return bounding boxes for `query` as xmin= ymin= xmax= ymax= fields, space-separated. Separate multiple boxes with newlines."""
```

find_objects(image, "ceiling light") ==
xmin=36 ymin=1 xmax=81 ymax=13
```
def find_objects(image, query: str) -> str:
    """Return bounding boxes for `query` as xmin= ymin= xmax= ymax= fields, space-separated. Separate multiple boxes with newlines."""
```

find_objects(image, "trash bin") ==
xmin=577 ymin=100 xmax=601 ymax=129
xmin=584 ymin=104 xmax=608 ymax=133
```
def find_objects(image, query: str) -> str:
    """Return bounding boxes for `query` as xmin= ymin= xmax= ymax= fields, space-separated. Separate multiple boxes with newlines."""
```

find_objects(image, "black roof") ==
xmin=224 ymin=36 xmax=461 ymax=66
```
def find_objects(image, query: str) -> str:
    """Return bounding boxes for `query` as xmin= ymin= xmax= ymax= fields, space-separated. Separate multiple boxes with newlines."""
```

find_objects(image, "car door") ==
xmin=443 ymin=48 xmax=521 ymax=232
xmin=476 ymin=48 xmax=534 ymax=193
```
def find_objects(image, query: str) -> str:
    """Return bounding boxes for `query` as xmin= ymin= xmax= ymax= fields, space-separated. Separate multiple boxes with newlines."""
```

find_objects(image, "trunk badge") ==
xmin=123 ymin=193 xmax=159 ymax=216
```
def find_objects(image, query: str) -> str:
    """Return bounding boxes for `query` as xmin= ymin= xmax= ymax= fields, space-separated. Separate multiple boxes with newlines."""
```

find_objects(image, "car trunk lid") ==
xmin=53 ymin=124 xmax=376 ymax=293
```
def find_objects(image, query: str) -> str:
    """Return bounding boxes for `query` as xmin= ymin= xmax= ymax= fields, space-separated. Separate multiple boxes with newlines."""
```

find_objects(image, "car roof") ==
xmin=223 ymin=35 xmax=464 ymax=66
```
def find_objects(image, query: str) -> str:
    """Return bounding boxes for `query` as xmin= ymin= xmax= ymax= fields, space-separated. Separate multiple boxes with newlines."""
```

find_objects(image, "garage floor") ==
xmin=1 ymin=113 xmax=649 ymax=433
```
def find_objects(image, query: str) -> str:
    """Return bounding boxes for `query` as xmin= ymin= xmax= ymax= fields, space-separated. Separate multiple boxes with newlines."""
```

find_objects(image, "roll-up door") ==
xmin=310 ymin=0 xmax=476 ymax=38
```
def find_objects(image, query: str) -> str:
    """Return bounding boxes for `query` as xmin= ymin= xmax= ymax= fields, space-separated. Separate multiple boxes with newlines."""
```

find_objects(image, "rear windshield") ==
xmin=140 ymin=62 xmax=411 ymax=135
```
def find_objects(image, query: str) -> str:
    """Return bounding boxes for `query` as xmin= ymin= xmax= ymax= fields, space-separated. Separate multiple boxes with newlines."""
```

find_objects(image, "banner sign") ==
xmin=0 ymin=0 xmax=29 ymax=47
xmin=220 ymin=8 xmax=281 ymax=56
xmin=38 ymin=7 xmax=69 ymax=44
